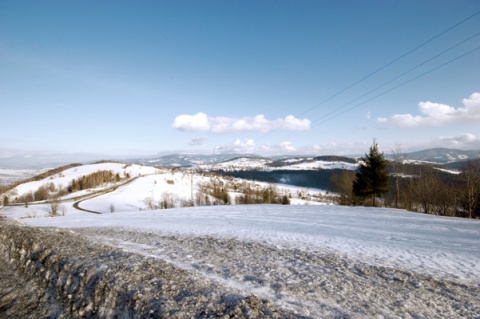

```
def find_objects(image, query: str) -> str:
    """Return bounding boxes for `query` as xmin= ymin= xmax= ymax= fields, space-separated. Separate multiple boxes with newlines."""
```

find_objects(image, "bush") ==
xmin=34 ymin=186 xmax=50 ymax=201
xmin=48 ymin=197 xmax=62 ymax=217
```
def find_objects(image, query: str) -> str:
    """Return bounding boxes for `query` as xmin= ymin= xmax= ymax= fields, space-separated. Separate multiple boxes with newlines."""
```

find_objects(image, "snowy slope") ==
xmin=206 ymin=157 xmax=272 ymax=170
xmin=202 ymin=156 xmax=358 ymax=171
xmin=16 ymin=204 xmax=480 ymax=285
xmin=273 ymin=159 xmax=357 ymax=170
xmin=1 ymin=160 xmax=329 ymax=213
xmin=73 ymin=172 xmax=327 ymax=213
xmin=6 ymin=162 xmax=160 ymax=200
xmin=78 ymin=172 xmax=213 ymax=213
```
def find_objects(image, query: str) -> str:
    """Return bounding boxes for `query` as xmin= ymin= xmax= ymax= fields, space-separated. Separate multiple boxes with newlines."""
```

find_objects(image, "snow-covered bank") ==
xmin=21 ymin=205 xmax=480 ymax=285
xmin=0 ymin=219 xmax=299 ymax=318
xmin=3 ymin=203 xmax=480 ymax=317
xmin=76 ymin=228 xmax=480 ymax=318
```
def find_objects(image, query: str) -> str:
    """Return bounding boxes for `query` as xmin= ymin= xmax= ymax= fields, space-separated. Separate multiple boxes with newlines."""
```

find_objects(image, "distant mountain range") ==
xmin=397 ymin=148 xmax=480 ymax=164
xmin=0 ymin=148 xmax=479 ymax=170
xmin=127 ymin=148 xmax=480 ymax=169
xmin=125 ymin=154 xmax=359 ymax=170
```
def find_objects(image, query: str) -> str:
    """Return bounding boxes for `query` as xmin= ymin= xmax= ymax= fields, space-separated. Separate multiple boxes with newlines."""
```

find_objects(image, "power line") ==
xmin=280 ymin=44 xmax=480 ymax=142
xmin=305 ymin=31 xmax=480 ymax=130
xmin=256 ymin=9 xmax=480 ymax=142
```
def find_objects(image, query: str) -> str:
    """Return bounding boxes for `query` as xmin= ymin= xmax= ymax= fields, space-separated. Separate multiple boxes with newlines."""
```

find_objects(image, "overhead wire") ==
xmin=277 ymin=31 xmax=480 ymax=142
xmin=279 ymin=44 xmax=480 ymax=143
xmin=256 ymin=9 xmax=480 ymax=143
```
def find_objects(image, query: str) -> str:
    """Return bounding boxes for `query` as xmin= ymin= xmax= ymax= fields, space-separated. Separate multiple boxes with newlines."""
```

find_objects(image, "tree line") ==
xmin=69 ymin=170 xmax=122 ymax=192
xmin=330 ymin=141 xmax=480 ymax=219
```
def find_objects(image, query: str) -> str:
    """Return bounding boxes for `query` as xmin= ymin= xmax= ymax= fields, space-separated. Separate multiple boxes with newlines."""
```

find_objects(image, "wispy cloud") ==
xmin=172 ymin=113 xmax=310 ymax=133
xmin=260 ymin=142 xmax=297 ymax=154
xmin=215 ymin=140 xmax=298 ymax=155
xmin=214 ymin=139 xmax=256 ymax=154
xmin=188 ymin=137 xmax=207 ymax=146
xmin=377 ymin=92 xmax=480 ymax=128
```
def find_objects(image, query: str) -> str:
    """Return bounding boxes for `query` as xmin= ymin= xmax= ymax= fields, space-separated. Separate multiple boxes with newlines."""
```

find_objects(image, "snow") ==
xmin=200 ymin=157 xmax=358 ymax=171
xmin=278 ymin=160 xmax=357 ymax=170
xmin=2 ymin=161 xmax=480 ymax=317
xmin=78 ymin=173 xmax=213 ymax=213
xmin=2 ymin=161 xmax=478 ymax=286
xmin=207 ymin=157 xmax=271 ymax=170
xmin=434 ymin=167 xmax=461 ymax=174
xmin=11 ymin=204 xmax=480 ymax=285
xmin=5 ymin=162 xmax=160 ymax=199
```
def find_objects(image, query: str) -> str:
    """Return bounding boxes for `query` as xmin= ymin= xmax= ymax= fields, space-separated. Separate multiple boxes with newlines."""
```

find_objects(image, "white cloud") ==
xmin=261 ymin=142 xmax=297 ymax=154
xmin=172 ymin=113 xmax=310 ymax=133
xmin=172 ymin=113 xmax=211 ymax=132
xmin=214 ymin=139 xmax=256 ymax=154
xmin=429 ymin=133 xmax=480 ymax=150
xmin=377 ymin=92 xmax=480 ymax=128
xmin=279 ymin=141 xmax=296 ymax=152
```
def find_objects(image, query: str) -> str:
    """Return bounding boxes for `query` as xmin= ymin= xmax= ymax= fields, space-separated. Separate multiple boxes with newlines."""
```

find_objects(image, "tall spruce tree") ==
xmin=353 ymin=140 xmax=390 ymax=207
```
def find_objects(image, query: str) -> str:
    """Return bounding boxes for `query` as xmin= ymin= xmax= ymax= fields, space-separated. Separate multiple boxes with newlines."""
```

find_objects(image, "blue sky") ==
xmin=1 ymin=1 xmax=479 ymax=158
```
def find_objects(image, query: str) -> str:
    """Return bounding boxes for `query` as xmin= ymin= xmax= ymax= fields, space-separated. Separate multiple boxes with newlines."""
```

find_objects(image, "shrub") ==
xmin=34 ymin=186 xmax=50 ymax=201
xmin=48 ymin=197 xmax=62 ymax=217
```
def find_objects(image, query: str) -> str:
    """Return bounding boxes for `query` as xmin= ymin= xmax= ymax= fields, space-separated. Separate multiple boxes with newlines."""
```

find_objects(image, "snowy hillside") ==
xmin=205 ymin=156 xmax=273 ymax=170
xmin=1 ymin=161 xmax=328 ymax=210
xmin=126 ymin=153 xmax=250 ymax=168
xmin=123 ymin=153 xmax=360 ymax=171
xmin=201 ymin=156 xmax=358 ymax=171
xmin=1 ymin=161 xmax=480 ymax=317
xmin=401 ymin=148 xmax=480 ymax=164
xmin=4 ymin=163 xmax=160 ymax=202
xmin=269 ymin=158 xmax=357 ymax=170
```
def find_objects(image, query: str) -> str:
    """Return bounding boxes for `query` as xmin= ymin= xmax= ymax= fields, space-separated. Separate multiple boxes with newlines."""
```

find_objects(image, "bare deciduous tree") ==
xmin=330 ymin=170 xmax=355 ymax=205
xmin=390 ymin=143 xmax=405 ymax=208
xmin=144 ymin=197 xmax=156 ymax=210
xmin=48 ymin=197 xmax=62 ymax=217
xmin=462 ymin=161 xmax=480 ymax=218
xmin=160 ymin=193 xmax=176 ymax=209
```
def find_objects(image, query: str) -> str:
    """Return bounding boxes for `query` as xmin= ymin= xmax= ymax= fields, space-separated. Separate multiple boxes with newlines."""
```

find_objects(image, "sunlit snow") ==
xmin=2 ymin=162 xmax=479 ymax=286
xmin=5 ymin=204 xmax=478 ymax=285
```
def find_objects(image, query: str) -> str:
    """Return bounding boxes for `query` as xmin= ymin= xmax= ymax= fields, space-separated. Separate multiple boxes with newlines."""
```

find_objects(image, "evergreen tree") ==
xmin=353 ymin=140 xmax=390 ymax=207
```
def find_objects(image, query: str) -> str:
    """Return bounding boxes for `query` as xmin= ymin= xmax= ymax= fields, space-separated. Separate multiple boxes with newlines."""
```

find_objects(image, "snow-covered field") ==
xmin=1 ymin=161 xmax=480 ymax=317
xmin=3 ymin=204 xmax=479 ymax=317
